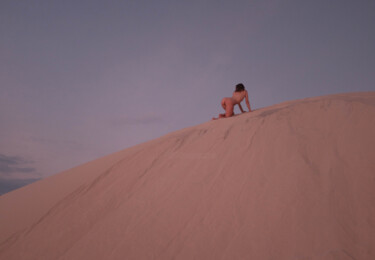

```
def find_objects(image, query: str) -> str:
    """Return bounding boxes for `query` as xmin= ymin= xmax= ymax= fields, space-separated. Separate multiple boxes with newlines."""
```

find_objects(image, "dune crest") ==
xmin=1 ymin=92 xmax=375 ymax=260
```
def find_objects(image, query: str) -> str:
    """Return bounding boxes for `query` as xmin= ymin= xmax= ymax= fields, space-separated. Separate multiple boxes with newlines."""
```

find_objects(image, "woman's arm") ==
xmin=245 ymin=90 xmax=251 ymax=112
xmin=238 ymin=103 xmax=245 ymax=113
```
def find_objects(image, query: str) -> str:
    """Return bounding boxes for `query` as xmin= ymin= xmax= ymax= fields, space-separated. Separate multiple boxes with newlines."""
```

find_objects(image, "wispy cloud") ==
xmin=0 ymin=154 xmax=37 ymax=177
xmin=0 ymin=154 xmax=40 ymax=195
xmin=0 ymin=177 xmax=40 ymax=196
xmin=26 ymin=136 xmax=91 ymax=151
xmin=111 ymin=114 xmax=164 ymax=126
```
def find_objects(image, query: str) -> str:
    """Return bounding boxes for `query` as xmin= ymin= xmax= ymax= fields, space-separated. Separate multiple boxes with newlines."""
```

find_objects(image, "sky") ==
xmin=1 ymin=0 xmax=374 ymax=194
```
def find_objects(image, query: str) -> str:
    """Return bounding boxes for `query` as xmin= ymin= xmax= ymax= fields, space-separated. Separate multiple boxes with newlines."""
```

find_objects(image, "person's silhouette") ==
xmin=213 ymin=83 xmax=251 ymax=120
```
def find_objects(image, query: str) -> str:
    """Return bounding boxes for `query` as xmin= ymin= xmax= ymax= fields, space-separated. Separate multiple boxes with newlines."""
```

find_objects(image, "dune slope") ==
xmin=1 ymin=92 xmax=375 ymax=260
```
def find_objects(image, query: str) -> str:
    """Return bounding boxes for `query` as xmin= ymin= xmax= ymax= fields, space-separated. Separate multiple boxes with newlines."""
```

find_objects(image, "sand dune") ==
xmin=1 ymin=92 xmax=374 ymax=259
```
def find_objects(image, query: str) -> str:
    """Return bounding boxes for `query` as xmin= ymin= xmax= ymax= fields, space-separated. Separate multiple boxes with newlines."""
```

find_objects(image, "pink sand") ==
xmin=1 ymin=92 xmax=375 ymax=259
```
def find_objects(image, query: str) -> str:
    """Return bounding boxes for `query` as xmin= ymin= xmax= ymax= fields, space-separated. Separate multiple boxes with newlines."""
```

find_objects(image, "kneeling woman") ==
xmin=213 ymin=83 xmax=251 ymax=120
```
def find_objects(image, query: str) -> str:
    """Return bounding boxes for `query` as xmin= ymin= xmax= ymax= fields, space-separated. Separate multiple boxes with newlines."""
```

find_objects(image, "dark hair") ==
xmin=235 ymin=83 xmax=245 ymax=92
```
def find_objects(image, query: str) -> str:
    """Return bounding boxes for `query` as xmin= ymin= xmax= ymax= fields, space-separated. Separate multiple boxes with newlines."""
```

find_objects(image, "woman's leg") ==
xmin=221 ymin=98 xmax=226 ymax=110
xmin=223 ymin=98 xmax=234 ymax=117
xmin=213 ymin=98 xmax=234 ymax=120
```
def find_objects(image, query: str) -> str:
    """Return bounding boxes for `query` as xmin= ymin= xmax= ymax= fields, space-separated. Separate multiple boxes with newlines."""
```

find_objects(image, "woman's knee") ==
xmin=225 ymin=111 xmax=233 ymax=117
xmin=225 ymin=105 xmax=234 ymax=117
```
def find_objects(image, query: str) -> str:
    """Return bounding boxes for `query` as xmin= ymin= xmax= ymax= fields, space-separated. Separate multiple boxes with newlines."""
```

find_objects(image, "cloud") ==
xmin=0 ymin=177 xmax=40 ymax=196
xmin=111 ymin=114 xmax=164 ymax=126
xmin=0 ymin=154 xmax=41 ymax=195
xmin=0 ymin=154 xmax=37 ymax=177
xmin=27 ymin=136 xmax=91 ymax=151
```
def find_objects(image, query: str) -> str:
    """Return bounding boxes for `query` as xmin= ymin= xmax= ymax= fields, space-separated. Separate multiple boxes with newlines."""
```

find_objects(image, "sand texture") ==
xmin=1 ymin=92 xmax=375 ymax=259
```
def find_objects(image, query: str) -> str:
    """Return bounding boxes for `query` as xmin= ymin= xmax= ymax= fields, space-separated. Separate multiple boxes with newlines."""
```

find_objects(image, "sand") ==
xmin=1 ymin=92 xmax=374 ymax=259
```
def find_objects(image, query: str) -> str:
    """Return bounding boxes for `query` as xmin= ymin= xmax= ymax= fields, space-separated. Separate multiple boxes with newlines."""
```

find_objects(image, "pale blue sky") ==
xmin=1 ymin=0 xmax=374 ymax=194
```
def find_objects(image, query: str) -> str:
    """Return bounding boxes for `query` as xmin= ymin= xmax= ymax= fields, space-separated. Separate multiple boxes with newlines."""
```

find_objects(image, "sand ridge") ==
xmin=1 ymin=92 xmax=374 ymax=259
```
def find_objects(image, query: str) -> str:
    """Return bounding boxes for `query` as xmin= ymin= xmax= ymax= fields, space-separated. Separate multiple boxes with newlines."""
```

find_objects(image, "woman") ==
xmin=213 ymin=83 xmax=251 ymax=120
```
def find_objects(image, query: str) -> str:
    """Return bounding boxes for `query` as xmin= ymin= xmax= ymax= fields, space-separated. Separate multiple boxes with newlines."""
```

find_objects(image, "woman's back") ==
xmin=232 ymin=90 xmax=247 ymax=104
